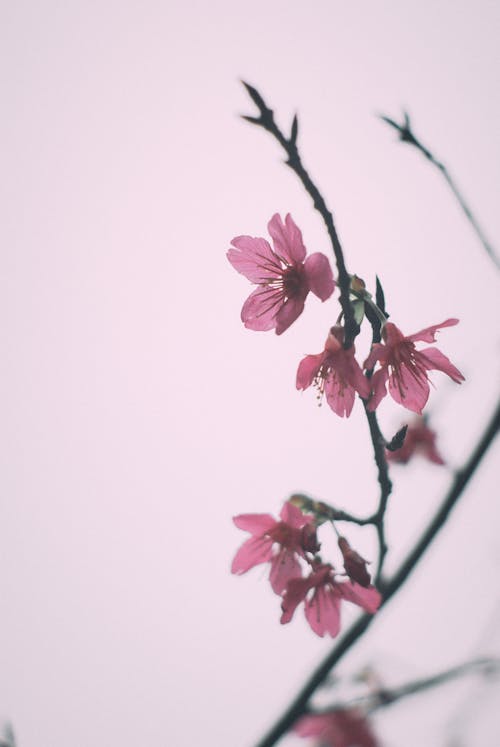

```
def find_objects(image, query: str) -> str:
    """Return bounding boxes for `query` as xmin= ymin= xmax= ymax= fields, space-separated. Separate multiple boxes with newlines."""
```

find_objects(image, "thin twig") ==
xmin=254 ymin=398 xmax=500 ymax=747
xmin=380 ymin=111 xmax=500 ymax=270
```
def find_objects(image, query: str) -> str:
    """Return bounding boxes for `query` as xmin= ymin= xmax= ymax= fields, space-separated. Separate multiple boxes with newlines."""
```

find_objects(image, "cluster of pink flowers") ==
xmin=228 ymin=213 xmax=464 ymax=641
xmin=232 ymin=501 xmax=381 ymax=637
xmin=227 ymin=213 xmax=464 ymax=417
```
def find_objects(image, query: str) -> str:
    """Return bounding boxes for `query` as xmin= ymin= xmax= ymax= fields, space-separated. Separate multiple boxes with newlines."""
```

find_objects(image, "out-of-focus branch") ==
xmin=368 ymin=658 xmax=499 ymax=712
xmin=254 ymin=397 xmax=500 ymax=747
xmin=313 ymin=657 xmax=499 ymax=715
xmin=381 ymin=111 xmax=500 ymax=270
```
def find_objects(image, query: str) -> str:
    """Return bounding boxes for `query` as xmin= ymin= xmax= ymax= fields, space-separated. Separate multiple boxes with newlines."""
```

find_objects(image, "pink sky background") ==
xmin=1 ymin=2 xmax=499 ymax=746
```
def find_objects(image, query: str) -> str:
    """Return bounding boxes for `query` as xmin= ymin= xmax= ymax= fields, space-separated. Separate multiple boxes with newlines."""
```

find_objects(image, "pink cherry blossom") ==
xmin=364 ymin=319 xmax=464 ymax=414
xmin=227 ymin=213 xmax=335 ymax=335
xmin=387 ymin=417 xmax=445 ymax=465
xmin=296 ymin=325 xmax=371 ymax=417
xmin=281 ymin=562 xmax=381 ymax=637
xmin=295 ymin=708 xmax=379 ymax=747
xmin=231 ymin=502 xmax=319 ymax=594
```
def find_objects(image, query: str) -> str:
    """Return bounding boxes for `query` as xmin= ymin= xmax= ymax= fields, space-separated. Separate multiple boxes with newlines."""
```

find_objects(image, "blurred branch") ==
xmin=254 ymin=397 xmax=500 ymax=747
xmin=313 ymin=657 xmax=499 ymax=715
xmin=368 ymin=657 xmax=500 ymax=712
xmin=380 ymin=111 xmax=500 ymax=270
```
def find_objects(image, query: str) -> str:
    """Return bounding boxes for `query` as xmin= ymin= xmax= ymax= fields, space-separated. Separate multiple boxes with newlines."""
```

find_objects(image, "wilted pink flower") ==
xmin=231 ymin=502 xmax=319 ymax=594
xmin=295 ymin=708 xmax=379 ymax=747
xmin=227 ymin=213 xmax=335 ymax=335
xmin=281 ymin=562 xmax=381 ymax=637
xmin=387 ymin=417 xmax=445 ymax=465
xmin=364 ymin=319 xmax=464 ymax=414
xmin=296 ymin=325 xmax=371 ymax=417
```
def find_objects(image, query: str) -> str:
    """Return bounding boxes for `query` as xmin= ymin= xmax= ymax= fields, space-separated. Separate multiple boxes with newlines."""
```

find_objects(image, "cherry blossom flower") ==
xmin=387 ymin=417 xmax=445 ymax=465
xmin=281 ymin=562 xmax=381 ymax=637
xmin=227 ymin=213 xmax=335 ymax=335
xmin=295 ymin=708 xmax=379 ymax=747
xmin=364 ymin=319 xmax=464 ymax=414
xmin=296 ymin=325 xmax=371 ymax=417
xmin=231 ymin=502 xmax=319 ymax=594
xmin=338 ymin=537 xmax=371 ymax=587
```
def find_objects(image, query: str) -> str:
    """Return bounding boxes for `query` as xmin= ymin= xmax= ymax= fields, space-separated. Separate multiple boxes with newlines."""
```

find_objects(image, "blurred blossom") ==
xmin=294 ymin=708 xmax=379 ymax=747
xmin=387 ymin=417 xmax=445 ymax=465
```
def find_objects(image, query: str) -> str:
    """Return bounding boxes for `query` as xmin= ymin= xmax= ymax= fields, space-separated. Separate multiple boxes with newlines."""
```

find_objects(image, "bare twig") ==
xmin=380 ymin=111 xmax=500 ymax=270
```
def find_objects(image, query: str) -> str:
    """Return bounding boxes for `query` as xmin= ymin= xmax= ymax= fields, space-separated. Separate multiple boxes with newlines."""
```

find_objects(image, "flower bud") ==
xmin=338 ymin=537 xmax=371 ymax=587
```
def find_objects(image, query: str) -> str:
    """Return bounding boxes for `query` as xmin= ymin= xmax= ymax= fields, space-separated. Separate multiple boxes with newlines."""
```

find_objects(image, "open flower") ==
xmin=296 ymin=325 xmax=371 ymax=417
xmin=281 ymin=562 xmax=381 ymax=637
xmin=231 ymin=502 xmax=318 ymax=594
xmin=227 ymin=213 xmax=335 ymax=334
xmin=364 ymin=319 xmax=464 ymax=414
xmin=387 ymin=417 xmax=445 ymax=465
xmin=295 ymin=708 xmax=379 ymax=747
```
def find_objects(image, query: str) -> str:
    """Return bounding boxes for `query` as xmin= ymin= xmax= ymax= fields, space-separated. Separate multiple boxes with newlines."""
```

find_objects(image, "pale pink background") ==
xmin=1 ymin=2 xmax=499 ymax=746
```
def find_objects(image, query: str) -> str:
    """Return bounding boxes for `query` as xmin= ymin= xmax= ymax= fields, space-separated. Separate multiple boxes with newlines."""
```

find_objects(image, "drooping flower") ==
xmin=387 ymin=417 xmax=445 ymax=465
xmin=231 ymin=502 xmax=319 ymax=594
xmin=295 ymin=708 xmax=379 ymax=747
xmin=338 ymin=537 xmax=371 ymax=587
xmin=281 ymin=562 xmax=381 ymax=637
xmin=364 ymin=319 xmax=464 ymax=414
xmin=227 ymin=213 xmax=335 ymax=335
xmin=296 ymin=325 xmax=371 ymax=417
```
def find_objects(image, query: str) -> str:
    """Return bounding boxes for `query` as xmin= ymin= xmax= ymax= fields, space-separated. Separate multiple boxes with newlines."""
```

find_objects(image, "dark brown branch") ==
xmin=241 ymin=81 xmax=359 ymax=348
xmin=254 ymin=397 xmax=500 ymax=747
xmin=241 ymin=82 xmax=394 ymax=578
xmin=381 ymin=111 xmax=500 ymax=270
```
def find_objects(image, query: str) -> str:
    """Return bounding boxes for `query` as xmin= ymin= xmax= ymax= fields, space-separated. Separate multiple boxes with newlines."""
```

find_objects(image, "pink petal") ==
xmin=269 ymin=550 xmax=302 ymax=594
xmin=338 ymin=582 xmax=382 ymax=613
xmin=338 ymin=349 xmax=371 ymax=399
xmin=227 ymin=237 xmax=281 ymax=282
xmin=325 ymin=375 xmax=356 ymax=418
xmin=305 ymin=586 xmax=341 ymax=637
xmin=233 ymin=513 xmax=276 ymax=534
xmin=275 ymin=295 xmax=305 ymax=335
xmin=279 ymin=501 xmax=312 ymax=528
xmin=280 ymin=577 xmax=311 ymax=624
xmin=267 ymin=213 xmax=307 ymax=264
xmin=296 ymin=352 xmax=324 ymax=390
xmin=418 ymin=346 xmax=465 ymax=383
xmin=231 ymin=535 xmax=273 ymax=574
xmin=407 ymin=318 xmax=459 ymax=343
xmin=367 ymin=368 xmax=389 ymax=411
xmin=304 ymin=253 xmax=335 ymax=301
xmin=240 ymin=286 xmax=281 ymax=331
xmin=295 ymin=714 xmax=337 ymax=738
xmin=388 ymin=364 xmax=429 ymax=414
xmin=364 ymin=342 xmax=385 ymax=371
